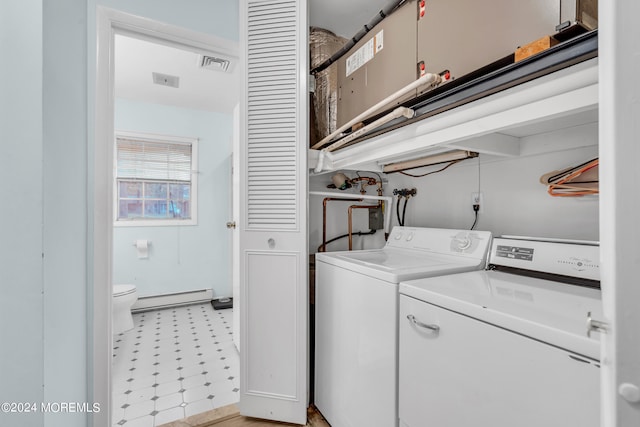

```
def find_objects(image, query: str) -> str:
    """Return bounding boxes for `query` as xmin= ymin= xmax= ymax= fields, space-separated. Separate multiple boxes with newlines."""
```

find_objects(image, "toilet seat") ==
xmin=113 ymin=284 xmax=136 ymax=297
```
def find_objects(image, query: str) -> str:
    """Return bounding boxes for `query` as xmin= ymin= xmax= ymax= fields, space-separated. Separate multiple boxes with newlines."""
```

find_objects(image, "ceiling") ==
xmin=114 ymin=34 xmax=240 ymax=114
xmin=114 ymin=1 xmax=387 ymax=113
xmin=309 ymin=0 xmax=389 ymax=38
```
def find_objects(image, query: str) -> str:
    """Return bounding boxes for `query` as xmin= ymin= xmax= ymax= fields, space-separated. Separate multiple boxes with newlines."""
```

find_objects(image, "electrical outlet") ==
xmin=471 ymin=192 xmax=483 ymax=213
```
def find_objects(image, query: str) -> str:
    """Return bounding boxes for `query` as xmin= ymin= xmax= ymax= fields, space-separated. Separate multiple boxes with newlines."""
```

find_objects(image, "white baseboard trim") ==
xmin=132 ymin=289 xmax=213 ymax=312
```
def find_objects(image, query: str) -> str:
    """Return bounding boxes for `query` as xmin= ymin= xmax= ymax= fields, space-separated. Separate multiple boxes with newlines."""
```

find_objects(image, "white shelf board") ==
xmin=309 ymin=58 xmax=598 ymax=173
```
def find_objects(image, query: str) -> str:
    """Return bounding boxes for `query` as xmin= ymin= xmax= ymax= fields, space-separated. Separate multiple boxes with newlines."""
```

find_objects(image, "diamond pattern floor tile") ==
xmin=111 ymin=303 xmax=239 ymax=426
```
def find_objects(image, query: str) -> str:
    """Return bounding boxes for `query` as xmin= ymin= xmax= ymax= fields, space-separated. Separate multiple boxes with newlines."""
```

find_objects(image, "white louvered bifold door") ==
xmin=238 ymin=0 xmax=308 ymax=424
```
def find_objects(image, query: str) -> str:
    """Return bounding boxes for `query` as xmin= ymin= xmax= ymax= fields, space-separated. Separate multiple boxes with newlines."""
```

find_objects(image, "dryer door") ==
xmin=399 ymin=294 xmax=599 ymax=427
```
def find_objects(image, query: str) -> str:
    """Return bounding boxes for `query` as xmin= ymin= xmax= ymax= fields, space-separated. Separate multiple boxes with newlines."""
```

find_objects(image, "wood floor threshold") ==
xmin=157 ymin=404 xmax=330 ymax=427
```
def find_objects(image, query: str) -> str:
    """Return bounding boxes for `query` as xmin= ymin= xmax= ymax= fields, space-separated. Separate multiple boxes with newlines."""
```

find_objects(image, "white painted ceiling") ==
xmin=114 ymin=1 xmax=386 ymax=113
xmin=114 ymin=34 xmax=239 ymax=114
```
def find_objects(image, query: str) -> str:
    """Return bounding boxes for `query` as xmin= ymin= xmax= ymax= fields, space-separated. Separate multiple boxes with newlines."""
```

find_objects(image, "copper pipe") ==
xmin=348 ymin=200 xmax=383 ymax=250
xmin=348 ymin=176 xmax=380 ymax=195
xmin=321 ymin=197 xmax=362 ymax=252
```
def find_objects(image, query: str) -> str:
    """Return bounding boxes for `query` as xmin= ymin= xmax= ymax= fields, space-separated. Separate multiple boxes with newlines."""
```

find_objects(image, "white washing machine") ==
xmin=399 ymin=237 xmax=603 ymax=427
xmin=314 ymin=226 xmax=493 ymax=427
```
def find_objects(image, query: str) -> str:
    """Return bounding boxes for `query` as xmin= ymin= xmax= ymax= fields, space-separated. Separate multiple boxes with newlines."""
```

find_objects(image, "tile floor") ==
xmin=112 ymin=303 xmax=239 ymax=427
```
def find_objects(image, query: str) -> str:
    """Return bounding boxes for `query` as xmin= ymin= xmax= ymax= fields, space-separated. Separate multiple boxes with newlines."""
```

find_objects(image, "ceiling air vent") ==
xmin=152 ymin=72 xmax=180 ymax=88
xmin=198 ymin=55 xmax=232 ymax=72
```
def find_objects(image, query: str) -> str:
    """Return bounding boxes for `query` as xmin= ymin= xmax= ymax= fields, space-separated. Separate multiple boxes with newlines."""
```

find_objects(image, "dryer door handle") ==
xmin=407 ymin=314 xmax=440 ymax=333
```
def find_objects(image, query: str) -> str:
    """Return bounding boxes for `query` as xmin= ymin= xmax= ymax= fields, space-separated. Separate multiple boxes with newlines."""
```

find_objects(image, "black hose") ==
xmin=318 ymin=230 xmax=377 ymax=252
xmin=401 ymin=197 xmax=408 ymax=226
xmin=396 ymin=196 xmax=409 ymax=226
xmin=310 ymin=0 xmax=407 ymax=75
xmin=470 ymin=210 xmax=479 ymax=230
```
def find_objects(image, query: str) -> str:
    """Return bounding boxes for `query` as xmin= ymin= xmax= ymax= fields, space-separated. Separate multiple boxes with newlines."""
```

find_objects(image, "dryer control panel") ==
xmin=489 ymin=237 xmax=600 ymax=281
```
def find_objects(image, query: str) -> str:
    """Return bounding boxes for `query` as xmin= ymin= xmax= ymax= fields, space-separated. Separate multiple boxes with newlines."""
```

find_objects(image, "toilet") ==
xmin=113 ymin=284 xmax=138 ymax=335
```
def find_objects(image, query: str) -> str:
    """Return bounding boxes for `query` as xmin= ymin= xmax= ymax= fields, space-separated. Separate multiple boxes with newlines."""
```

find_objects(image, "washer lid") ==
xmin=113 ymin=284 xmax=137 ymax=297
xmin=315 ymin=247 xmax=485 ymax=283
xmin=400 ymin=270 xmax=603 ymax=360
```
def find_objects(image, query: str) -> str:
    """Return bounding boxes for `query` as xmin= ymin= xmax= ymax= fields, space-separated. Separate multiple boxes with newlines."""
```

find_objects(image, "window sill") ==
xmin=114 ymin=219 xmax=197 ymax=227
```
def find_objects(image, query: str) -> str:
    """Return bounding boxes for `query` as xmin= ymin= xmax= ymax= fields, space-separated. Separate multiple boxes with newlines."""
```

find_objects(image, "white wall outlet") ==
xmin=471 ymin=192 xmax=483 ymax=213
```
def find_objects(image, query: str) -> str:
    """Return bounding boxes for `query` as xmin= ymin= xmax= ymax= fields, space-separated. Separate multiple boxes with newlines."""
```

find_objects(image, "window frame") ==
xmin=113 ymin=130 xmax=198 ymax=227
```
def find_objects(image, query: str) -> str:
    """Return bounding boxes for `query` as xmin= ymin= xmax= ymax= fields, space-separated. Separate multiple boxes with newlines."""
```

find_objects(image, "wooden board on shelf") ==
xmin=515 ymin=35 xmax=559 ymax=62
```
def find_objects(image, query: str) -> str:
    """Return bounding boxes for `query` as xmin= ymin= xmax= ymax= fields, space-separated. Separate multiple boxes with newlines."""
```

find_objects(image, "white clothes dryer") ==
xmin=314 ymin=226 xmax=492 ymax=427
xmin=398 ymin=237 xmax=603 ymax=427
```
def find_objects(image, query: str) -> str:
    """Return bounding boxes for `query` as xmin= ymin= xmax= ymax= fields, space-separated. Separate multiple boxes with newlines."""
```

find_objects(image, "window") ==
xmin=115 ymin=132 xmax=197 ymax=226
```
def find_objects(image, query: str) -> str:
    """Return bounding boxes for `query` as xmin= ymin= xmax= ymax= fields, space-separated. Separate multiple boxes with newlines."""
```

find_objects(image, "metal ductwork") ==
xmin=332 ymin=0 xmax=598 ymax=130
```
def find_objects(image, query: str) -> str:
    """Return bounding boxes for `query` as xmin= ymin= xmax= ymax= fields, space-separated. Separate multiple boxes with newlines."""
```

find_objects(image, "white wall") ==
xmin=391 ymin=125 xmax=599 ymax=241
xmin=310 ymin=123 xmax=600 ymax=253
xmin=0 ymin=2 xmax=45 ymax=426
xmin=1 ymin=1 xmax=90 ymax=427
xmin=113 ymin=98 xmax=232 ymax=298
xmin=43 ymin=2 xmax=90 ymax=426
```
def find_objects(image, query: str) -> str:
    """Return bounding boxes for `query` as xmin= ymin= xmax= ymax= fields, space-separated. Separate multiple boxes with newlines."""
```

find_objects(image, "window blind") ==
xmin=116 ymin=138 xmax=192 ymax=181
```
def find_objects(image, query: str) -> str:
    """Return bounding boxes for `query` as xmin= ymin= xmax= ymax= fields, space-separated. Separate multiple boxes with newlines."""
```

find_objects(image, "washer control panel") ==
xmin=386 ymin=227 xmax=492 ymax=259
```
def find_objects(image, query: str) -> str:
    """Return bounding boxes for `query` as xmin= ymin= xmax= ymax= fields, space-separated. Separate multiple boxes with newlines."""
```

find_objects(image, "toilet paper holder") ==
xmin=132 ymin=240 xmax=151 ymax=259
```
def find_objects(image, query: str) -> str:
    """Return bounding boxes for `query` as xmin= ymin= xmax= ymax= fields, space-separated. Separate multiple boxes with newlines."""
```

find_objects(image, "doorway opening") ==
xmin=94 ymin=8 xmax=239 ymax=426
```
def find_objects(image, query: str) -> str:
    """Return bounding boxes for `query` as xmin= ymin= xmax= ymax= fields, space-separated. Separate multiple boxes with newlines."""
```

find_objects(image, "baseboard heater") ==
xmin=132 ymin=289 xmax=213 ymax=312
